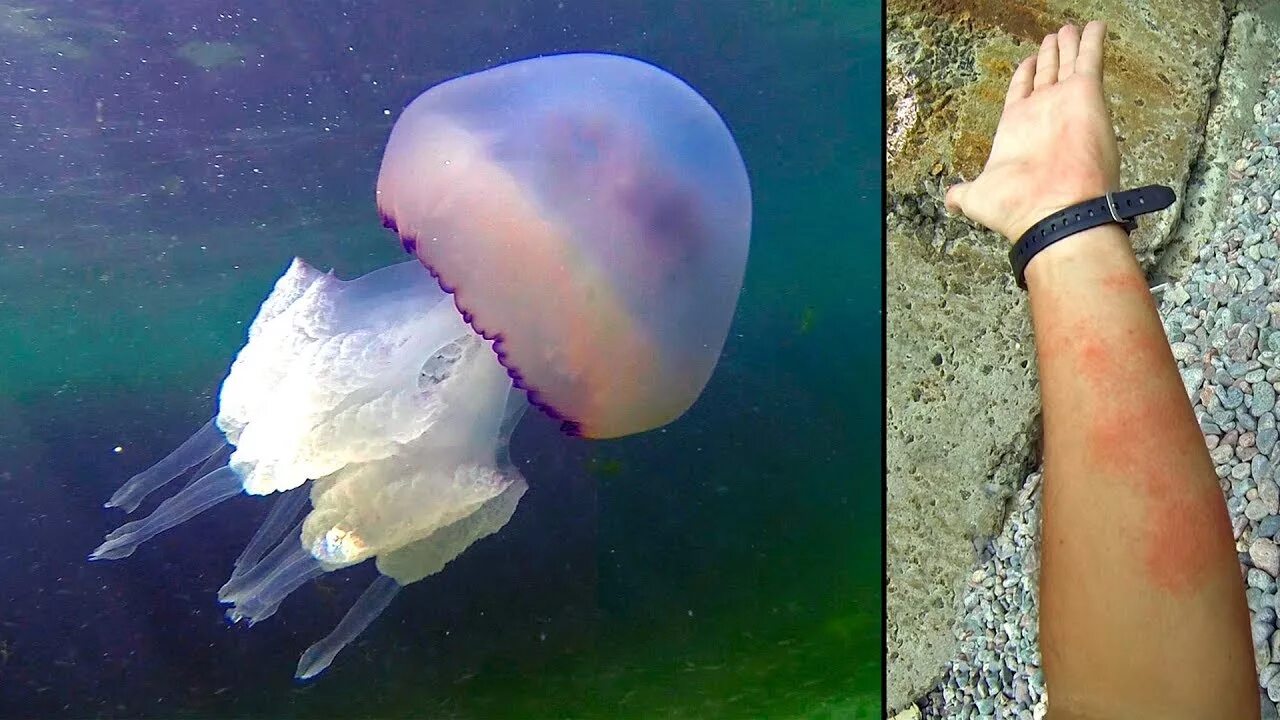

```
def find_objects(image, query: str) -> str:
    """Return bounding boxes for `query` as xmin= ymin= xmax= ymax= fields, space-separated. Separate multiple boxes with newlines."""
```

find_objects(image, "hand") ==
xmin=944 ymin=21 xmax=1122 ymax=244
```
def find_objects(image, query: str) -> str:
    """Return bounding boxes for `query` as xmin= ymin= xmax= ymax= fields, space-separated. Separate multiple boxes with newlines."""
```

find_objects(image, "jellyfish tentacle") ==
xmin=221 ymin=521 xmax=324 ymax=625
xmin=185 ymin=443 xmax=233 ymax=491
xmin=106 ymin=419 xmax=227 ymax=512
xmin=219 ymin=519 xmax=306 ymax=603
xmin=295 ymin=574 xmax=401 ymax=680
xmin=227 ymin=485 xmax=309 ymax=588
xmin=228 ymin=549 xmax=324 ymax=626
xmin=89 ymin=465 xmax=242 ymax=561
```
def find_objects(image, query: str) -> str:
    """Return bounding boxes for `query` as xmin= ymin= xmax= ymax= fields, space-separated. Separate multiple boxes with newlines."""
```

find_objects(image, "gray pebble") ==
xmin=1261 ymin=428 xmax=1279 ymax=455
xmin=1224 ymin=386 xmax=1248 ymax=409
xmin=1258 ymin=456 xmax=1276 ymax=484
xmin=1232 ymin=495 xmax=1250 ymax=515
xmin=1253 ymin=538 xmax=1280 ymax=577
xmin=1254 ymin=567 xmax=1278 ymax=589
xmin=1263 ymin=692 xmax=1280 ymax=720
xmin=1182 ymin=366 xmax=1206 ymax=398
xmin=1260 ymin=515 xmax=1280 ymax=539
xmin=1262 ymin=478 xmax=1280 ymax=514
xmin=1259 ymin=383 xmax=1278 ymax=416
xmin=1256 ymin=616 xmax=1275 ymax=649
xmin=1250 ymin=498 xmax=1272 ymax=521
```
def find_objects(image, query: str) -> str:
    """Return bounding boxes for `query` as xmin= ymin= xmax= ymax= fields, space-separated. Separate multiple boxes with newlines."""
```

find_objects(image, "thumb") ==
xmin=944 ymin=181 xmax=969 ymax=215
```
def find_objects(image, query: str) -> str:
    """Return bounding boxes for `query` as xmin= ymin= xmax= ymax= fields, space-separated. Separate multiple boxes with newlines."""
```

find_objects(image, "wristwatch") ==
xmin=1008 ymin=184 xmax=1176 ymax=290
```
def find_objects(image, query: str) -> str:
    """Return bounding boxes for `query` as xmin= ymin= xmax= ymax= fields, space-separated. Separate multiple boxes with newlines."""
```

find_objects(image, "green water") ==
xmin=0 ymin=1 xmax=881 ymax=717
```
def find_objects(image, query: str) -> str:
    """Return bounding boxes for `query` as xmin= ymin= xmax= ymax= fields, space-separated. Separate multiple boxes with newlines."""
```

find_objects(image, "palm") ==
xmin=946 ymin=22 xmax=1121 ymax=243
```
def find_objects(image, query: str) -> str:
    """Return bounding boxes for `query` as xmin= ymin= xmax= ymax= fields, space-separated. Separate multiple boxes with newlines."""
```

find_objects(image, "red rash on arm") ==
xmin=1025 ymin=224 xmax=1256 ymax=717
xmin=1041 ymin=312 xmax=1232 ymax=596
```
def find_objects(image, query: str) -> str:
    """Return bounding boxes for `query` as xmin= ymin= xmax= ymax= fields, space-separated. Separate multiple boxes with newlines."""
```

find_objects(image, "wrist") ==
xmin=1023 ymin=222 xmax=1138 ymax=293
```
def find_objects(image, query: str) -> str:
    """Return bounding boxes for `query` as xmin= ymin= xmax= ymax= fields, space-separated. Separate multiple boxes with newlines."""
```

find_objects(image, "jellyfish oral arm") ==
xmin=89 ymin=464 xmax=242 ymax=561
xmin=295 ymin=574 xmax=402 ymax=680
xmin=92 ymin=257 xmax=532 ymax=679
xmin=103 ymin=418 xmax=226 ymax=513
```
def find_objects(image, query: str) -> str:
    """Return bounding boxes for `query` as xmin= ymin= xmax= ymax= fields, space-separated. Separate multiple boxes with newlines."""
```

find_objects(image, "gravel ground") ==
xmin=911 ymin=67 xmax=1280 ymax=720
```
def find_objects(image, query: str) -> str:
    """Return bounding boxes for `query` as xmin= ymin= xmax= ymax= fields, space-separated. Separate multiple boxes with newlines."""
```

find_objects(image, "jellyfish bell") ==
xmin=90 ymin=52 xmax=751 ymax=681
xmin=378 ymin=52 xmax=751 ymax=439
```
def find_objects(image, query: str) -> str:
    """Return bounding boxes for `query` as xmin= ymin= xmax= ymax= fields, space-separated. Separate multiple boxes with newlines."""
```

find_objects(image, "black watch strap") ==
xmin=1008 ymin=184 xmax=1176 ymax=290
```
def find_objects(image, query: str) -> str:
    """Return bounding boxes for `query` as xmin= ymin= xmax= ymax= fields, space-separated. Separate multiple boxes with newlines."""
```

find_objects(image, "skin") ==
xmin=945 ymin=21 xmax=1258 ymax=719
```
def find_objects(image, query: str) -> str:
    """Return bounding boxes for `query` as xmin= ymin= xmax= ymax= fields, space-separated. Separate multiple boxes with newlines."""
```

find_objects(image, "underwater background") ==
xmin=0 ymin=0 xmax=881 ymax=717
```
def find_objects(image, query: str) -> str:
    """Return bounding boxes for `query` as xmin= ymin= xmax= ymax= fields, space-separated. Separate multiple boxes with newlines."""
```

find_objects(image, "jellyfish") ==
xmin=90 ymin=52 xmax=751 ymax=680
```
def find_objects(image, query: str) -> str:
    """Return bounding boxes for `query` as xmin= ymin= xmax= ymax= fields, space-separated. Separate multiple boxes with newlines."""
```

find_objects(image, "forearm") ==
xmin=1027 ymin=224 xmax=1257 ymax=717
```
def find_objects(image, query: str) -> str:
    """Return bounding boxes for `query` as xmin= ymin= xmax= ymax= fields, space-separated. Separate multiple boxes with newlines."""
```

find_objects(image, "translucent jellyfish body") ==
xmin=91 ymin=53 xmax=751 ymax=680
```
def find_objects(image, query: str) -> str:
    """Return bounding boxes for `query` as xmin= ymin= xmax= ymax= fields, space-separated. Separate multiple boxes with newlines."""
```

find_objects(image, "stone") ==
xmin=1253 ymin=538 xmax=1280 ymax=577
xmin=885 ymin=0 xmax=1229 ymax=706
xmin=1223 ymin=386 xmax=1247 ymax=409
xmin=1258 ymin=382 xmax=1278 ymax=416
xmin=1182 ymin=365 xmax=1206 ymax=398
xmin=1256 ymin=455 xmax=1274 ymax=483
xmin=1252 ymin=567 xmax=1277 ymax=589
xmin=1262 ymin=478 xmax=1280 ymax=514
xmin=1257 ymin=616 xmax=1275 ymax=650
xmin=1266 ymin=664 xmax=1280 ymax=690
xmin=1260 ymin=427 xmax=1279 ymax=454
xmin=1260 ymin=515 xmax=1280 ymax=539
xmin=1263 ymin=691 xmax=1280 ymax=720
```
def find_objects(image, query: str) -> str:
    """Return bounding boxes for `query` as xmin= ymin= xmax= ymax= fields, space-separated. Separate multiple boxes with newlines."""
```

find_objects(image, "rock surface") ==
xmin=886 ymin=0 xmax=1229 ymax=709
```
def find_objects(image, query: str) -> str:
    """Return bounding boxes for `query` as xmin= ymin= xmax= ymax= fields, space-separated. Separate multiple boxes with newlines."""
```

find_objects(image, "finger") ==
xmin=1075 ymin=20 xmax=1106 ymax=78
xmin=1057 ymin=23 xmax=1080 ymax=81
xmin=1004 ymin=55 xmax=1037 ymax=108
xmin=944 ymin=182 xmax=969 ymax=215
xmin=1033 ymin=33 xmax=1059 ymax=90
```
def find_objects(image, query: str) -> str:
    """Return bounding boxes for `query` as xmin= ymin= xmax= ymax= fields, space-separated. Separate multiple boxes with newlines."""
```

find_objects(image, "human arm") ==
xmin=945 ymin=21 xmax=1257 ymax=719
